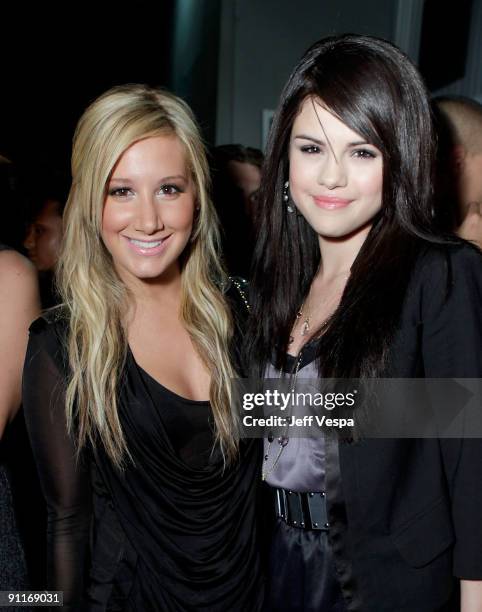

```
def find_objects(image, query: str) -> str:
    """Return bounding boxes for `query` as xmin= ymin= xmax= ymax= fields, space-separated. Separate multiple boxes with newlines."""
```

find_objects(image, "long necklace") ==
xmin=261 ymin=350 xmax=303 ymax=481
xmin=289 ymin=272 xmax=349 ymax=345
xmin=263 ymin=272 xmax=350 ymax=480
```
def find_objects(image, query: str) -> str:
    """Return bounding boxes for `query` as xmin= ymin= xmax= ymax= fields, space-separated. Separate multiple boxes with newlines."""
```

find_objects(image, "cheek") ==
xmin=163 ymin=202 xmax=195 ymax=230
xmin=289 ymin=157 xmax=315 ymax=197
xmin=44 ymin=233 xmax=58 ymax=252
xmin=101 ymin=204 xmax=131 ymax=235
xmin=355 ymin=166 xmax=383 ymax=201
xmin=48 ymin=223 xmax=63 ymax=249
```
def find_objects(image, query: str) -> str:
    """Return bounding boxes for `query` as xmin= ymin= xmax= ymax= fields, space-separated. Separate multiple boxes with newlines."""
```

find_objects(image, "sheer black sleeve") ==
xmin=22 ymin=316 xmax=91 ymax=610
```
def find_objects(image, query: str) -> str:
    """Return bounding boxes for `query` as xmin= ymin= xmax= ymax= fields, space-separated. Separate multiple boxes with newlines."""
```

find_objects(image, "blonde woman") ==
xmin=23 ymin=85 xmax=263 ymax=611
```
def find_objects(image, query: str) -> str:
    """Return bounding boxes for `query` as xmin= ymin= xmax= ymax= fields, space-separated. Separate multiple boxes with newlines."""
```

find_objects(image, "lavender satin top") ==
xmin=263 ymin=358 xmax=326 ymax=492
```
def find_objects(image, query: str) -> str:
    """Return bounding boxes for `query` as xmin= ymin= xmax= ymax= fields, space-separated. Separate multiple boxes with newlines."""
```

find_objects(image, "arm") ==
xmin=421 ymin=245 xmax=482 ymax=610
xmin=23 ymin=319 xmax=91 ymax=611
xmin=0 ymin=251 xmax=40 ymax=437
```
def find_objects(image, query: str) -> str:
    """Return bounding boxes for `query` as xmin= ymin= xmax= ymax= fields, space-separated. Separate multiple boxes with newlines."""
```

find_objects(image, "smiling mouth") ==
xmin=128 ymin=238 xmax=164 ymax=249
xmin=123 ymin=235 xmax=172 ymax=255
xmin=313 ymin=196 xmax=353 ymax=210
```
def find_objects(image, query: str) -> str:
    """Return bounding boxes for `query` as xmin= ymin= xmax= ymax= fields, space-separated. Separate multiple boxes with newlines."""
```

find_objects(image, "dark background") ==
xmin=0 ymin=0 xmax=479 ymax=175
xmin=0 ymin=2 xmax=221 ymax=175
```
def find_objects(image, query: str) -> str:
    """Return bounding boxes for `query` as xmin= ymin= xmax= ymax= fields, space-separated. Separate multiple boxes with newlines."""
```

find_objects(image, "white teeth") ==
xmin=129 ymin=239 xmax=162 ymax=249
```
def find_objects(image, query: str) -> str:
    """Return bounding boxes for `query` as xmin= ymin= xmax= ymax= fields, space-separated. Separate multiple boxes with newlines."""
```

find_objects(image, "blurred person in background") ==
xmin=23 ymin=169 xmax=69 ymax=307
xmin=211 ymin=144 xmax=263 ymax=277
xmin=433 ymin=96 xmax=482 ymax=249
xmin=214 ymin=144 xmax=263 ymax=219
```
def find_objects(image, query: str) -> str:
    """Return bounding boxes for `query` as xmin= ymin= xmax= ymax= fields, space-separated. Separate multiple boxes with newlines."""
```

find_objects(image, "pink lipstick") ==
xmin=123 ymin=234 xmax=172 ymax=256
xmin=313 ymin=196 xmax=353 ymax=210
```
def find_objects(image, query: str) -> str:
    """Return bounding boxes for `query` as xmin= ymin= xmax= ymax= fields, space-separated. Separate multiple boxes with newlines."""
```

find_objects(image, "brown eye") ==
xmin=108 ymin=187 xmax=132 ymax=197
xmin=300 ymin=145 xmax=321 ymax=154
xmin=159 ymin=184 xmax=182 ymax=196
xmin=353 ymin=149 xmax=377 ymax=159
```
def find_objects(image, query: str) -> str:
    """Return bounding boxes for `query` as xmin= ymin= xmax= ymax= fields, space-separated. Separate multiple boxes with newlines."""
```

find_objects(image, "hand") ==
xmin=457 ymin=202 xmax=482 ymax=249
xmin=461 ymin=579 xmax=482 ymax=612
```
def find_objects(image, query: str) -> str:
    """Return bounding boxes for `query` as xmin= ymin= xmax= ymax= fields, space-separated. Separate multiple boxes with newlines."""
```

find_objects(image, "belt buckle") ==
xmin=285 ymin=490 xmax=304 ymax=528
xmin=305 ymin=492 xmax=329 ymax=530
xmin=275 ymin=488 xmax=287 ymax=521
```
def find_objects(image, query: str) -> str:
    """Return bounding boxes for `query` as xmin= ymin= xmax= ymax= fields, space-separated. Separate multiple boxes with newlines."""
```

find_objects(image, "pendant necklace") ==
xmin=288 ymin=272 xmax=350 ymax=345
xmin=261 ymin=350 xmax=303 ymax=482
xmin=263 ymin=271 xmax=350 ymax=480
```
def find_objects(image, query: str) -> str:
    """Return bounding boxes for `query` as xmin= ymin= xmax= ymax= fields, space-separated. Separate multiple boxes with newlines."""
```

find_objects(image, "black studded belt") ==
xmin=273 ymin=487 xmax=330 ymax=531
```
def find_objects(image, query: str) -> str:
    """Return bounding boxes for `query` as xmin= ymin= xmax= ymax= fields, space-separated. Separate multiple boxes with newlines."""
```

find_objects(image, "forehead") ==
xmin=291 ymin=97 xmax=362 ymax=141
xmin=227 ymin=160 xmax=261 ymax=183
xmin=36 ymin=199 xmax=62 ymax=222
xmin=111 ymin=134 xmax=188 ymax=177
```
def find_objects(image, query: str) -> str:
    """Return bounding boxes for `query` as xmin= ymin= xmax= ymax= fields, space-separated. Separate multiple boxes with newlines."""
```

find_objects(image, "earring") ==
xmin=283 ymin=181 xmax=295 ymax=213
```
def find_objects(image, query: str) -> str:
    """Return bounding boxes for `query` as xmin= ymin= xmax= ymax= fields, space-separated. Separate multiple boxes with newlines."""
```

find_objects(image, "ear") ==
xmin=451 ymin=144 xmax=467 ymax=174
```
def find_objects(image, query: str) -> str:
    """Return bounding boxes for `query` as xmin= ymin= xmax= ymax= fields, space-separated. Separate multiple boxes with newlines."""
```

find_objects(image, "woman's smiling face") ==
xmin=288 ymin=97 xmax=383 ymax=240
xmin=101 ymin=134 xmax=195 ymax=287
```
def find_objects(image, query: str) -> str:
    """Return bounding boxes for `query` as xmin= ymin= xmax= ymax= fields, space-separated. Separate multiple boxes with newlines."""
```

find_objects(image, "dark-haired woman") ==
xmin=246 ymin=35 xmax=482 ymax=611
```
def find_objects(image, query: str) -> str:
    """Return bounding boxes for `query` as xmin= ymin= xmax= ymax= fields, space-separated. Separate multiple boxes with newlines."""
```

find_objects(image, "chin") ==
xmin=134 ymin=266 xmax=173 ymax=280
xmin=310 ymin=216 xmax=375 ymax=240
xmin=310 ymin=222 xmax=354 ymax=239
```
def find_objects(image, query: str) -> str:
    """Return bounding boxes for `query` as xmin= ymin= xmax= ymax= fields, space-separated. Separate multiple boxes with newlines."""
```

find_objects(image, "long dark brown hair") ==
xmin=246 ymin=34 xmax=456 ymax=379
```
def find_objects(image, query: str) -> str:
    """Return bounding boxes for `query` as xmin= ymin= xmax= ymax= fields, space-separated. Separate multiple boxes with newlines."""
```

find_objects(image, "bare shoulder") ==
xmin=0 ymin=250 xmax=40 ymax=320
xmin=0 ymin=250 xmax=38 ymax=296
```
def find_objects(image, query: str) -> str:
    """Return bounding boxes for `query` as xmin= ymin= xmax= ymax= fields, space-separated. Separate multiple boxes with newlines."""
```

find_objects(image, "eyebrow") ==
xmin=109 ymin=174 xmax=187 ymax=182
xmin=293 ymin=135 xmax=371 ymax=147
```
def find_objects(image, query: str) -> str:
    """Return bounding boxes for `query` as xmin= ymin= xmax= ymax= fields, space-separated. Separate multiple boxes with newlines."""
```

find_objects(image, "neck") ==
xmin=122 ymin=263 xmax=183 ymax=313
xmin=317 ymin=223 xmax=371 ymax=281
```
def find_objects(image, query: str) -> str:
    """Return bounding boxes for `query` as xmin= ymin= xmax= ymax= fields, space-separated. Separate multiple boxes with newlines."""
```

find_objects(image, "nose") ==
xmin=135 ymin=193 xmax=164 ymax=234
xmin=317 ymin=152 xmax=347 ymax=190
xmin=23 ymin=225 xmax=35 ymax=250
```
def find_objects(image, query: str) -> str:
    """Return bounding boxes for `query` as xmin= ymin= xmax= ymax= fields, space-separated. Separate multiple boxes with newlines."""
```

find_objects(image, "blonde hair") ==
xmin=58 ymin=84 xmax=239 ymax=467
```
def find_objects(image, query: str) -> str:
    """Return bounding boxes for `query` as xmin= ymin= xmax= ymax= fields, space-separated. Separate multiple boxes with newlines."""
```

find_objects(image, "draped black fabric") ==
xmin=23 ymin=287 xmax=264 ymax=611
xmin=265 ymin=517 xmax=346 ymax=612
xmin=0 ymin=453 xmax=29 ymax=596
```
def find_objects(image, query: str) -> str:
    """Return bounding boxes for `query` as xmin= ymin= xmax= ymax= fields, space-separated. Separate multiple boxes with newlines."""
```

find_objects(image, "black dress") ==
xmin=22 ymin=290 xmax=264 ymax=611
xmin=0 ymin=448 xmax=29 ymax=594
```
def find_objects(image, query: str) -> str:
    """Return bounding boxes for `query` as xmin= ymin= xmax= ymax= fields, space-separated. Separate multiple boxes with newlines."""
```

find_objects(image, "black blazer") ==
xmin=326 ymin=244 xmax=482 ymax=612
